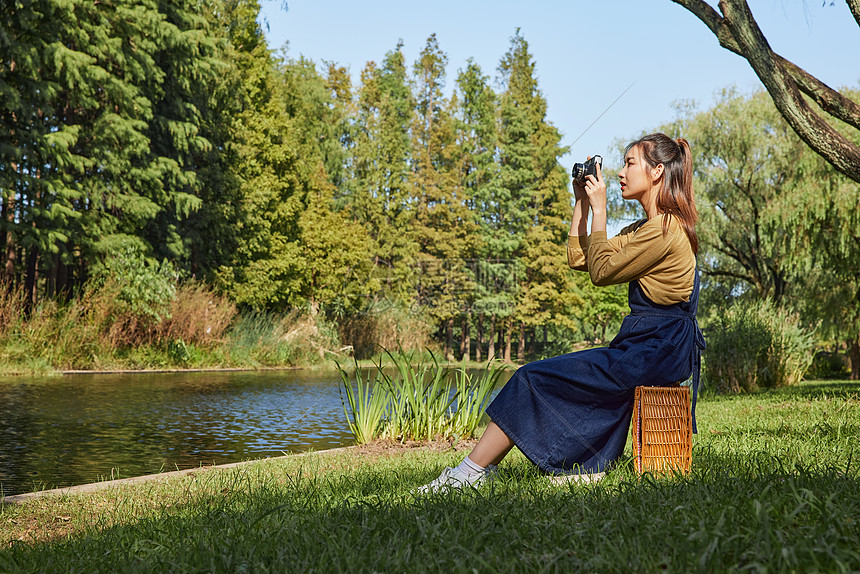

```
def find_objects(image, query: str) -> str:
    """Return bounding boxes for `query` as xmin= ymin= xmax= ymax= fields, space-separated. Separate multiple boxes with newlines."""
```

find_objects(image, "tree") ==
xmin=679 ymin=89 xmax=803 ymax=303
xmin=0 ymin=0 xmax=225 ymax=306
xmin=776 ymin=90 xmax=860 ymax=380
xmin=453 ymin=58 xmax=498 ymax=361
xmin=213 ymin=0 xmax=308 ymax=309
xmin=496 ymin=29 xmax=571 ymax=362
xmin=671 ymin=88 xmax=860 ymax=380
xmin=671 ymin=0 xmax=860 ymax=184
xmin=570 ymin=274 xmax=626 ymax=344
xmin=349 ymin=42 xmax=418 ymax=308
xmin=410 ymin=35 xmax=478 ymax=360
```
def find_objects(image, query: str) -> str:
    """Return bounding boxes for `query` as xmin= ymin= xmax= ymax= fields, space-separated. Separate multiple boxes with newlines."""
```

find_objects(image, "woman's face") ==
xmin=618 ymin=145 xmax=659 ymax=201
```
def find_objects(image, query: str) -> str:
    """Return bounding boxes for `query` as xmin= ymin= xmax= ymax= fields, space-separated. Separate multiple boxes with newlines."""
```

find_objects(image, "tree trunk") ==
xmin=461 ymin=311 xmax=471 ymax=362
xmin=488 ymin=315 xmax=496 ymax=361
xmin=56 ymin=255 xmax=69 ymax=299
xmin=504 ymin=318 xmax=512 ymax=363
xmin=850 ymin=335 xmax=860 ymax=381
xmin=476 ymin=315 xmax=483 ymax=362
xmin=446 ymin=317 xmax=454 ymax=361
xmin=47 ymin=253 xmax=58 ymax=298
xmin=3 ymin=192 xmax=15 ymax=287
xmin=543 ymin=325 xmax=548 ymax=356
xmin=518 ymin=322 xmax=525 ymax=362
xmin=23 ymin=246 xmax=38 ymax=315
xmin=672 ymin=0 xmax=860 ymax=184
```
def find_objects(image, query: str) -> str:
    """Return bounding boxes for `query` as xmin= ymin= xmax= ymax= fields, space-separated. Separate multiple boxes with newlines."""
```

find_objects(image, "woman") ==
xmin=418 ymin=132 xmax=705 ymax=493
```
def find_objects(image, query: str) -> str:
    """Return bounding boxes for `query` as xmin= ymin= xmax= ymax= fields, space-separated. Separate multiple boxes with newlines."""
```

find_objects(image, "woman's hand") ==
xmin=572 ymin=177 xmax=589 ymax=204
xmin=584 ymin=161 xmax=607 ymax=234
xmin=583 ymin=161 xmax=607 ymax=214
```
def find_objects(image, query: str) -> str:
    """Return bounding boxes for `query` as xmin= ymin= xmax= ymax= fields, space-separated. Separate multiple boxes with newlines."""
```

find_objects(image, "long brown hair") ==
xmin=625 ymin=133 xmax=698 ymax=254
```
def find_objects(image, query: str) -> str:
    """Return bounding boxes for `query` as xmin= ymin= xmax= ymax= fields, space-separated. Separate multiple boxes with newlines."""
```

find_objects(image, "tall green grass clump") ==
xmin=703 ymin=298 xmax=815 ymax=393
xmin=336 ymin=361 xmax=389 ymax=444
xmin=337 ymin=350 xmax=507 ymax=444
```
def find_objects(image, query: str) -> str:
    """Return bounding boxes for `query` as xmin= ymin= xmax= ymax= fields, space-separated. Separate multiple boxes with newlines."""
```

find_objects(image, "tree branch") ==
xmin=848 ymin=0 xmax=860 ymax=28
xmin=778 ymin=57 xmax=860 ymax=131
xmin=671 ymin=0 xmax=860 ymax=184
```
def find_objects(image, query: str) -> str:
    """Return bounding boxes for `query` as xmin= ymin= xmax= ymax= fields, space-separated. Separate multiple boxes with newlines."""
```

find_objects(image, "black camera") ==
xmin=571 ymin=155 xmax=602 ymax=184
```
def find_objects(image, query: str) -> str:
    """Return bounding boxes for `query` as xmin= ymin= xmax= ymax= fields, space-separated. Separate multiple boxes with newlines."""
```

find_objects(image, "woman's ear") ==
xmin=651 ymin=163 xmax=664 ymax=182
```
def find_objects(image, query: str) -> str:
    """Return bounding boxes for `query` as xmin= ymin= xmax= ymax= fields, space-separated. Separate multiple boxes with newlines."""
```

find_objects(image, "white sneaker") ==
xmin=415 ymin=465 xmax=495 ymax=494
xmin=548 ymin=471 xmax=605 ymax=485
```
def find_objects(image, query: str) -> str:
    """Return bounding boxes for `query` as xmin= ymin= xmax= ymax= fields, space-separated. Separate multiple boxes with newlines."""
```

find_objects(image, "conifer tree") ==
xmin=1 ymin=0 xmax=211 ymax=302
xmin=144 ymin=0 xmax=227 ymax=270
xmin=212 ymin=0 xmax=307 ymax=309
xmin=349 ymin=42 xmax=418 ymax=309
xmin=453 ymin=59 xmax=499 ymax=361
xmin=495 ymin=30 xmax=571 ymax=361
xmin=282 ymin=56 xmax=375 ymax=313
xmin=1 ymin=0 xmax=237 ymax=304
xmin=410 ymin=35 xmax=477 ymax=359
xmin=215 ymin=4 xmax=374 ymax=312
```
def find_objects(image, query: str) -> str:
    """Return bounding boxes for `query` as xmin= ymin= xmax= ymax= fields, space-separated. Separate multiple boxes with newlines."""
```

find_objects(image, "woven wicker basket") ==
xmin=632 ymin=385 xmax=692 ymax=475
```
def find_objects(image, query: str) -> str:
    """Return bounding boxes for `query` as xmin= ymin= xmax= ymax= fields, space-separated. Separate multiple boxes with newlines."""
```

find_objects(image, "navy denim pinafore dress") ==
xmin=485 ymin=270 xmax=705 ymax=475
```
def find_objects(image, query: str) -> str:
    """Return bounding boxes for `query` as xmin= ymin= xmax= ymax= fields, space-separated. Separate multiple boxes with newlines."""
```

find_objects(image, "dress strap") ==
xmin=691 ymin=319 xmax=705 ymax=433
xmin=689 ymin=267 xmax=705 ymax=433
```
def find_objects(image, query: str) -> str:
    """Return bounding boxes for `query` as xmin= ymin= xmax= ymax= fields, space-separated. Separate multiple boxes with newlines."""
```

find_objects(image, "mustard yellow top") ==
xmin=567 ymin=214 xmax=695 ymax=305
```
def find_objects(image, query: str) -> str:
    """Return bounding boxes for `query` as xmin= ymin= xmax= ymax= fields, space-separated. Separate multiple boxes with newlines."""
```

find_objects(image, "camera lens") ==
xmin=571 ymin=163 xmax=584 ymax=182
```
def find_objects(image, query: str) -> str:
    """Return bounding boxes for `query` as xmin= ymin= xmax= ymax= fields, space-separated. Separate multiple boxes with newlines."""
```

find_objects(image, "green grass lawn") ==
xmin=1 ymin=380 xmax=858 ymax=573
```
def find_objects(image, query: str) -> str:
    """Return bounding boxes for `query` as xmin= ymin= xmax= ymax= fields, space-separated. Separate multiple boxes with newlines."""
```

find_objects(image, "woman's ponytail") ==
xmin=676 ymin=137 xmax=693 ymax=202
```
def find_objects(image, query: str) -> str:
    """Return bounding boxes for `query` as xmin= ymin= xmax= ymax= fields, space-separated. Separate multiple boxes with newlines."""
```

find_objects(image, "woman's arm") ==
xmin=567 ymin=170 xmax=591 ymax=270
xmin=587 ymin=217 xmax=680 ymax=286
xmin=569 ymin=173 xmax=590 ymax=237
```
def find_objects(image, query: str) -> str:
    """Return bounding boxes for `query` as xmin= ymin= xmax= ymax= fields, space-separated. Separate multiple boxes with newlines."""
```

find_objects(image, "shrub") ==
xmin=703 ymin=298 xmax=815 ymax=393
xmin=805 ymin=349 xmax=850 ymax=380
xmin=87 ymin=245 xmax=177 ymax=347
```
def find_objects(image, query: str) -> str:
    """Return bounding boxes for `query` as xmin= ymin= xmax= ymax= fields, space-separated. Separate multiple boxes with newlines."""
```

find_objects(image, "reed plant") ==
xmin=337 ymin=360 xmax=389 ymax=444
xmin=382 ymin=350 xmax=456 ymax=441
xmin=450 ymin=363 xmax=507 ymax=438
xmin=337 ymin=349 xmax=509 ymax=443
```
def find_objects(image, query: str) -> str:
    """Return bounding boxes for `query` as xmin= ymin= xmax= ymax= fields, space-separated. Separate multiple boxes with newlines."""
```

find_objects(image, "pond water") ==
xmin=0 ymin=368 xmax=510 ymax=497
xmin=0 ymin=370 xmax=361 ymax=497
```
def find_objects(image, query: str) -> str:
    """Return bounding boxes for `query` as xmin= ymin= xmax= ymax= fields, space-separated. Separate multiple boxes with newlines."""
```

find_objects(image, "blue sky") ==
xmin=258 ymin=0 xmax=858 ymax=169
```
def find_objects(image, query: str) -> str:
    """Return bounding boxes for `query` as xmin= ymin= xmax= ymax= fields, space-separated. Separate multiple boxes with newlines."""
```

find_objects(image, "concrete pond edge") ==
xmin=1 ymin=445 xmax=358 ymax=506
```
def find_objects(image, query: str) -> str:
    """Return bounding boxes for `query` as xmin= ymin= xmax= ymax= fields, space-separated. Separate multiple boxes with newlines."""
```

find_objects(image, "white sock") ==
xmin=457 ymin=455 xmax=496 ymax=480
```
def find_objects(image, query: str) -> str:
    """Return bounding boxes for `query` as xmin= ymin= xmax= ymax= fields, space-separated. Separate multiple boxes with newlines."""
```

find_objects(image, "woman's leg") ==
xmin=468 ymin=421 xmax=515 ymax=467
xmin=415 ymin=421 xmax=515 ymax=493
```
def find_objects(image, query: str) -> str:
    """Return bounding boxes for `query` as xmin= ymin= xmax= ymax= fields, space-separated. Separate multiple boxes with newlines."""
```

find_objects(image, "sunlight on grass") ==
xmin=1 ymin=381 xmax=858 ymax=573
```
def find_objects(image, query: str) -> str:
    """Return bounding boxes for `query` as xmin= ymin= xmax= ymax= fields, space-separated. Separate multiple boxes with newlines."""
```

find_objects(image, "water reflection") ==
xmin=0 ymin=368 xmax=511 ymax=496
xmin=0 ymin=370 xmax=356 ymax=496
